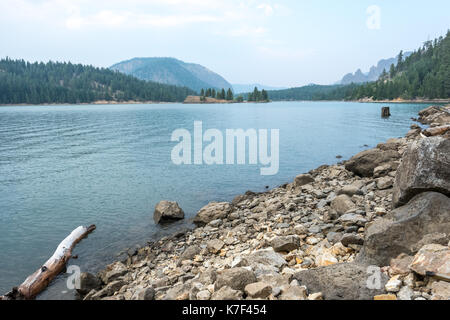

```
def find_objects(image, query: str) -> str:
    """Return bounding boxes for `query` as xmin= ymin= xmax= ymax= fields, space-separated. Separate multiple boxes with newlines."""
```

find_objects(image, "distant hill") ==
xmin=232 ymin=83 xmax=287 ymax=94
xmin=266 ymin=84 xmax=358 ymax=101
xmin=340 ymin=52 xmax=412 ymax=84
xmin=110 ymin=57 xmax=232 ymax=93
xmin=0 ymin=58 xmax=195 ymax=104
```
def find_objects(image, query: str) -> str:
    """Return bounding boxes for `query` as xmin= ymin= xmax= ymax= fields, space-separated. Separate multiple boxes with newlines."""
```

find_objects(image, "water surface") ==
xmin=0 ymin=101 xmax=427 ymax=299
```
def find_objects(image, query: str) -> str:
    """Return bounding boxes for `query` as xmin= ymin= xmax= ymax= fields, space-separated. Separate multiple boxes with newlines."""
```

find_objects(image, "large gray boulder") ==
xmin=357 ymin=192 xmax=450 ymax=266
xmin=345 ymin=148 xmax=400 ymax=177
xmin=294 ymin=263 xmax=388 ymax=300
xmin=392 ymin=137 xmax=450 ymax=208
xmin=214 ymin=268 xmax=257 ymax=292
xmin=193 ymin=202 xmax=232 ymax=225
xmin=153 ymin=201 xmax=184 ymax=224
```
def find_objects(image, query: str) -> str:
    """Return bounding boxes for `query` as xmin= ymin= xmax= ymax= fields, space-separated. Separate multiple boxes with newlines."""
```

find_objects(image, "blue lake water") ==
xmin=0 ymin=101 xmax=427 ymax=299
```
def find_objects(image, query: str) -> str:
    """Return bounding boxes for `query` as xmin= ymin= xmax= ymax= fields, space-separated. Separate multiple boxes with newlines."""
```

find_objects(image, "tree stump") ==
xmin=381 ymin=107 xmax=391 ymax=118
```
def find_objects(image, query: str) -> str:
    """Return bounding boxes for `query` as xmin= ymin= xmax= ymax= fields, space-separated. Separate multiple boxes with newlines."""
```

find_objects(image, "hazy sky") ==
xmin=1 ymin=0 xmax=449 ymax=87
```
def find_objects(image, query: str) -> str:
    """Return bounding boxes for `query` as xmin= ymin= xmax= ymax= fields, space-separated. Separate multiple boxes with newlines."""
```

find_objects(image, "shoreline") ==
xmin=1 ymin=99 xmax=448 ymax=108
xmin=70 ymin=105 xmax=449 ymax=301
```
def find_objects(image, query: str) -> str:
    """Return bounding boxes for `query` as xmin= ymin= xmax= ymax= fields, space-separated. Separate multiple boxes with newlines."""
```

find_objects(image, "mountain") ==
xmin=232 ymin=83 xmax=288 ymax=94
xmin=0 ymin=58 xmax=195 ymax=105
xmin=110 ymin=57 xmax=232 ymax=93
xmin=340 ymin=52 xmax=412 ymax=84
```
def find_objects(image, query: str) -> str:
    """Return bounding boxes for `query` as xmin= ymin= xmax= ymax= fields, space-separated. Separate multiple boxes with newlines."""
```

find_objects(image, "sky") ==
xmin=0 ymin=0 xmax=449 ymax=87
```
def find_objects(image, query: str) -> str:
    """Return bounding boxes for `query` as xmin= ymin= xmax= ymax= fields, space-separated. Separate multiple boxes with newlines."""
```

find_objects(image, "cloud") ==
xmin=257 ymin=4 xmax=274 ymax=16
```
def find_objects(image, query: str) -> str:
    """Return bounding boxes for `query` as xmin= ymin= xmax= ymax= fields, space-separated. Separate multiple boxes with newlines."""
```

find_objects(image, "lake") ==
xmin=0 ymin=101 xmax=427 ymax=299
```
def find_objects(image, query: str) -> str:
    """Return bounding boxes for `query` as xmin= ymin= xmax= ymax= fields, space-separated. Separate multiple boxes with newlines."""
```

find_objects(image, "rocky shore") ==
xmin=79 ymin=105 xmax=450 ymax=301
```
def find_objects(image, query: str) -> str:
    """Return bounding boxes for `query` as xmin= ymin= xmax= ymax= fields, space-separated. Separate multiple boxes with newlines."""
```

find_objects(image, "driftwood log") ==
xmin=1 ymin=225 xmax=96 ymax=300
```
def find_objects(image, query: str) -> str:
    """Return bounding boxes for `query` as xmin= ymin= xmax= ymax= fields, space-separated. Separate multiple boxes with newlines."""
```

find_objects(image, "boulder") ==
xmin=178 ymin=245 xmax=201 ymax=264
xmin=207 ymin=239 xmax=225 ymax=254
xmin=330 ymin=195 xmax=356 ymax=215
xmin=214 ymin=268 xmax=257 ymax=292
xmin=77 ymin=272 xmax=102 ymax=295
xmin=243 ymin=248 xmax=287 ymax=269
xmin=337 ymin=184 xmax=363 ymax=197
xmin=409 ymin=244 xmax=450 ymax=278
xmin=357 ymin=192 xmax=450 ymax=266
xmin=194 ymin=202 xmax=232 ymax=226
xmin=98 ymin=261 xmax=127 ymax=284
xmin=345 ymin=148 xmax=400 ymax=177
xmin=377 ymin=177 xmax=394 ymax=190
xmin=431 ymin=281 xmax=450 ymax=300
xmin=340 ymin=234 xmax=364 ymax=247
xmin=389 ymin=253 xmax=414 ymax=276
xmin=294 ymin=174 xmax=315 ymax=187
xmin=392 ymin=137 xmax=450 ymax=208
xmin=271 ymin=236 xmax=300 ymax=252
xmin=294 ymin=263 xmax=388 ymax=300
xmin=153 ymin=201 xmax=184 ymax=224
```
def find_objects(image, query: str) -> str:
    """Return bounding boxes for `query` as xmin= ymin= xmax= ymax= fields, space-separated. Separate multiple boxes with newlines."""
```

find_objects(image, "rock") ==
xmin=92 ymin=280 xmax=127 ymax=299
xmin=411 ymin=232 xmax=449 ymax=252
xmin=271 ymin=236 xmax=300 ymax=252
xmin=307 ymin=292 xmax=323 ymax=300
xmin=214 ymin=268 xmax=257 ymax=292
xmin=337 ymin=184 xmax=363 ymax=197
xmin=294 ymin=174 xmax=314 ymax=187
xmin=345 ymin=148 xmax=400 ymax=177
xmin=98 ymin=261 xmax=127 ymax=284
xmin=392 ymin=137 xmax=450 ymax=208
xmin=385 ymin=275 xmax=402 ymax=293
xmin=397 ymin=286 xmax=414 ymax=300
xmin=358 ymin=192 xmax=450 ymax=266
xmin=389 ymin=253 xmax=414 ymax=276
xmin=338 ymin=213 xmax=367 ymax=227
xmin=211 ymin=286 xmax=243 ymax=300
xmin=196 ymin=290 xmax=212 ymax=300
xmin=331 ymin=195 xmax=356 ymax=215
xmin=316 ymin=199 xmax=328 ymax=209
xmin=279 ymin=285 xmax=308 ymax=300
xmin=423 ymin=125 xmax=450 ymax=137
xmin=409 ymin=244 xmax=450 ymax=278
xmin=207 ymin=239 xmax=225 ymax=254
xmin=293 ymin=224 xmax=308 ymax=235
xmin=341 ymin=234 xmax=364 ymax=247
xmin=244 ymin=248 xmax=287 ymax=269
xmin=77 ymin=272 xmax=102 ymax=295
xmin=377 ymin=177 xmax=394 ymax=190
xmin=194 ymin=202 xmax=232 ymax=226
xmin=153 ymin=200 xmax=184 ymax=224
xmin=374 ymin=162 xmax=398 ymax=178
xmin=315 ymin=250 xmax=338 ymax=267
xmin=294 ymin=263 xmax=388 ymax=300
xmin=244 ymin=282 xmax=272 ymax=299
xmin=131 ymin=287 xmax=155 ymax=300
xmin=327 ymin=232 xmax=343 ymax=244
xmin=374 ymin=294 xmax=397 ymax=300
xmin=179 ymin=245 xmax=201 ymax=264
xmin=431 ymin=281 xmax=450 ymax=300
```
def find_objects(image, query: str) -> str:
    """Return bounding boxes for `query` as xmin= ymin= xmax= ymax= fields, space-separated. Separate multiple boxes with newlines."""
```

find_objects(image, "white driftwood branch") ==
xmin=1 ymin=224 xmax=96 ymax=300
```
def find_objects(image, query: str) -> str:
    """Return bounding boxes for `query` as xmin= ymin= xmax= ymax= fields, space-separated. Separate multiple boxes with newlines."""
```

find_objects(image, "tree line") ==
xmin=200 ymin=88 xmax=236 ymax=101
xmin=0 ymin=58 xmax=196 ymax=104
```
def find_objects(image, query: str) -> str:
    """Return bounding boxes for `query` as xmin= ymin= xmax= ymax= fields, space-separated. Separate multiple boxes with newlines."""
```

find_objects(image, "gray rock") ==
xmin=377 ymin=177 xmax=394 ymax=190
xmin=294 ymin=174 xmax=315 ymax=187
xmin=338 ymin=213 xmax=367 ymax=227
xmin=214 ymin=268 xmax=257 ymax=291
xmin=77 ymin=272 xmax=102 ymax=295
xmin=357 ymin=192 xmax=450 ymax=266
xmin=294 ymin=263 xmax=388 ymax=300
xmin=331 ymin=195 xmax=356 ymax=215
xmin=211 ymin=286 xmax=243 ymax=300
xmin=392 ymin=137 xmax=450 ymax=208
xmin=337 ymin=185 xmax=363 ymax=197
xmin=326 ymin=232 xmax=343 ymax=244
xmin=194 ymin=202 xmax=232 ymax=226
xmin=153 ymin=200 xmax=185 ymax=224
xmin=279 ymin=285 xmax=308 ymax=300
xmin=340 ymin=233 xmax=364 ymax=247
xmin=178 ymin=245 xmax=201 ymax=264
xmin=345 ymin=148 xmax=400 ymax=177
xmin=132 ymin=287 xmax=155 ymax=300
xmin=207 ymin=239 xmax=225 ymax=254
xmin=243 ymin=248 xmax=287 ymax=269
xmin=271 ymin=235 xmax=300 ymax=252
xmin=397 ymin=286 xmax=414 ymax=300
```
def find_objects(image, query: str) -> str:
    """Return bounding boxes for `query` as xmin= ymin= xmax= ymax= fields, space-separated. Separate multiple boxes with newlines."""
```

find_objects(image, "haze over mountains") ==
xmin=110 ymin=57 xmax=232 ymax=93
xmin=339 ymin=52 xmax=412 ymax=85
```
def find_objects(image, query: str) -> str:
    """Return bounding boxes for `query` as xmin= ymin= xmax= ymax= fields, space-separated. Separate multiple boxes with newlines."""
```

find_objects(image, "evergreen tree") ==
xmin=226 ymin=88 xmax=233 ymax=101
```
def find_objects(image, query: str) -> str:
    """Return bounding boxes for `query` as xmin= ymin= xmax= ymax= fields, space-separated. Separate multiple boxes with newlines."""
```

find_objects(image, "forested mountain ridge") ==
xmin=347 ymin=31 xmax=450 ymax=100
xmin=269 ymin=31 xmax=450 ymax=101
xmin=110 ymin=57 xmax=232 ymax=93
xmin=0 ymin=58 xmax=195 ymax=104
